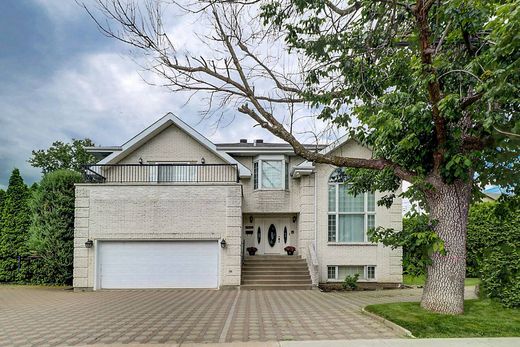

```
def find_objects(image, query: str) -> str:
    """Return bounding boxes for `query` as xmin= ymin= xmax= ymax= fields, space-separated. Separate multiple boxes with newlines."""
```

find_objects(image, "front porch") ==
xmin=242 ymin=213 xmax=299 ymax=256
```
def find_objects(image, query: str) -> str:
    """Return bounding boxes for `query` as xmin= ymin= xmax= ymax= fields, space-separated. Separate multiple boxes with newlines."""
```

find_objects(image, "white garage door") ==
xmin=97 ymin=241 xmax=219 ymax=289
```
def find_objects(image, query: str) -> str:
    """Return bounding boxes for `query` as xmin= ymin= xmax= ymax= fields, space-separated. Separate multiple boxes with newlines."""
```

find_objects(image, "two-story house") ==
xmin=74 ymin=113 xmax=402 ymax=290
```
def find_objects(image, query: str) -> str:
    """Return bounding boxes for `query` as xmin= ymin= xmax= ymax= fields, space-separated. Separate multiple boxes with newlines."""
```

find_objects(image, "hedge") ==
xmin=28 ymin=170 xmax=83 ymax=285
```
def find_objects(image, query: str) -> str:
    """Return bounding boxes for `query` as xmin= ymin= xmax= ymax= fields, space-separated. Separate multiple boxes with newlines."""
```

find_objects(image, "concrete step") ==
xmin=242 ymin=278 xmax=312 ymax=285
xmin=241 ymin=270 xmax=310 ymax=275
xmin=243 ymin=261 xmax=307 ymax=266
xmin=240 ymin=284 xmax=313 ymax=290
xmin=242 ymin=266 xmax=309 ymax=273
xmin=245 ymin=253 xmax=301 ymax=259
xmin=241 ymin=254 xmax=312 ymax=290
xmin=242 ymin=274 xmax=311 ymax=281
xmin=244 ymin=258 xmax=304 ymax=263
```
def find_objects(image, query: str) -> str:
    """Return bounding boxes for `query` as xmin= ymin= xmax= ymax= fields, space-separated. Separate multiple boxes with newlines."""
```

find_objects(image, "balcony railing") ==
xmin=83 ymin=164 xmax=239 ymax=184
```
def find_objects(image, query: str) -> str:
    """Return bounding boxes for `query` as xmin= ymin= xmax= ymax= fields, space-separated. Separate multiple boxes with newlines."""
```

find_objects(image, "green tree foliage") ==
xmin=29 ymin=139 xmax=96 ymax=174
xmin=0 ymin=189 xmax=5 ymax=227
xmin=467 ymin=197 xmax=520 ymax=308
xmin=369 ymin=212 xmax=445 ymax=277
xmin=0 ymin=169 xmax=32 ymax=282
xmin=28 ymin=170 xmax=83 ymax=285
xmin=259 ymin=0 xmax=519 ymax=197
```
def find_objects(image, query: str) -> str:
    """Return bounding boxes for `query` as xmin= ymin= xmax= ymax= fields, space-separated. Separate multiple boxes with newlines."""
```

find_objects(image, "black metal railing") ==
xmin=82 ymin=163 xmax=239 ymax=183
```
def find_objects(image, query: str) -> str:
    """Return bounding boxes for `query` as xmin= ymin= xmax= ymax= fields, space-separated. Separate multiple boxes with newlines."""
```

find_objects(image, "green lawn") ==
xmin=366 ymin=299 xmax=520 ymax=338
xmin=403 ymin=275 xmax=479 ymax=287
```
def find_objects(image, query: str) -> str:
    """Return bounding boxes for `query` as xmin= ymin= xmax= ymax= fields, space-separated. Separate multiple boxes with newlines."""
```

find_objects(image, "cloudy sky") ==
xmin=0 ymin=0 xmax=297 ymax=189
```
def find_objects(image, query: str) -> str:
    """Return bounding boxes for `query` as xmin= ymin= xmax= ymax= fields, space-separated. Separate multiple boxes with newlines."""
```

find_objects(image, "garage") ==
xmin=96 ymin=241 xmax=219 ymax=289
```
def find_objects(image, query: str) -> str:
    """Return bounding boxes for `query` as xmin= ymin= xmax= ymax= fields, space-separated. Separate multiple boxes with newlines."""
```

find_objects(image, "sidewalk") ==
xmin=91 ymin=338 xmax=520 ymax=347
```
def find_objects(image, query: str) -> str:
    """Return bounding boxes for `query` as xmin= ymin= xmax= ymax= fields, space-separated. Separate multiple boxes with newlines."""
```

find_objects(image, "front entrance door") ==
xmin=255 ymin=217 xmax=291 ymax=254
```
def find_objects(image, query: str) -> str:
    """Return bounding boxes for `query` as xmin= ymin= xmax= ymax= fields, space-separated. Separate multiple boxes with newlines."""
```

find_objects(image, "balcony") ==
xmin=83 ymin=164 xmax=239 ymax=184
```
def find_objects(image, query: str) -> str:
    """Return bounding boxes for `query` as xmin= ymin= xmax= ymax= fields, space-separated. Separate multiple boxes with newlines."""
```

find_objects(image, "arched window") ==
xmin=327 ymin=168 xmax=376 ymax=243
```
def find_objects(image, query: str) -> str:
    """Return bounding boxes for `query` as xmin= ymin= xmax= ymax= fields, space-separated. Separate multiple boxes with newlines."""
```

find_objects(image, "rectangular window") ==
xmin=327 ymin=265 xmax=375 ymax=282
xmin=339 ymin=185 xmax=364 ymax=212
xmin=367 ymin=266 xmax=376 ymax=280
xmin=158 ymin=165 xmax=197 ymax=182
xmin=338 ymin=265 xmax=365 ymax=280
xmin=328 ymin=215 xmax=336 ymax=242
xmin=253 ymin=162 xmax=258 ymax=189
xmin=328 ymin=185 xmax=336 ymax=212
xmin=328 ymin=183 xmax=376 ymax=243
xmin=338 ymin=215 xmax=365 ymax=242
xmin=261 ymin=160 xmax=283 ymax=189
xmin=327 ymin=266 xmax=337 ymax=280
xmin=367 ymin=215 xmax=375 ymax=232
xmin=367 ymin=192 xmax=376 ymax=212
xmin=152 ymin=162 xmax=196 ymax=182
xmin=285 ymin=162 xmax=289 ymax=189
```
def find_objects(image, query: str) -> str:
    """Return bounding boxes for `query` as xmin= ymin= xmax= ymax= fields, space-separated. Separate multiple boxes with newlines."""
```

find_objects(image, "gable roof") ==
xmin=98 ymin=113 xmax=251 ymax=178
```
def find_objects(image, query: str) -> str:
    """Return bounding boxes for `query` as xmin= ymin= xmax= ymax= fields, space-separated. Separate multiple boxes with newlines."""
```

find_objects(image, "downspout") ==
xmin=314 ymin=169 xmax=317 ymax=258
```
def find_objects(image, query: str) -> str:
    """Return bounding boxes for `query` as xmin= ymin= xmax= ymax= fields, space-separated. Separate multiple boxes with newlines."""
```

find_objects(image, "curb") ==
xmin=361 ymin=307 xmax=415 ymax=338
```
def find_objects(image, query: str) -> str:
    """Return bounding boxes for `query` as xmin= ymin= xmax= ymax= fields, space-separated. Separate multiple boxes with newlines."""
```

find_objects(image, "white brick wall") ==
xmin=119 ymin=124 xmax=226 ymax=164
xmin=236 ymin=156 xmax=304 ymax=213
xmin=73 ymin=184 xmax=242 ymax=289
xmin=74 ymin=126 xmax=403 ymax=288
xmin=311 ymin=140 xmax=403 ymax=283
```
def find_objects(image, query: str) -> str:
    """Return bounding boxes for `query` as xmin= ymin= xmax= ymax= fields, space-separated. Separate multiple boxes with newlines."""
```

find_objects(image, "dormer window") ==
xmin=253 ymin=156 xmax=289 ymax=190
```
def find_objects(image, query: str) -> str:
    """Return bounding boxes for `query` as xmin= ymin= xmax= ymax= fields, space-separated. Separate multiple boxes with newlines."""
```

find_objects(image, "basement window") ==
xmin=327 ymin=265 xmax=376 ymax=282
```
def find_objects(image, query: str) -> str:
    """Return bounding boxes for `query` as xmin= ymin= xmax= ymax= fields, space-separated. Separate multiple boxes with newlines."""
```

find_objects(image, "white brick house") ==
xmin=74 ymin=113 xmax=402 ymax=290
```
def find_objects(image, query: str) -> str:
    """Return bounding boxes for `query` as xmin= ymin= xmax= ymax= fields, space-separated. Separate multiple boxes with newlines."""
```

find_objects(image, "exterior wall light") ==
xmin=85 ymin=239 xmax=94 ymax=248
xmin=220 ymin=239 xmax=227 ymax=248
xmin=292 ymin=216 xmax=297 ymax=223
xmin=201 ymin=157 xmax=206 ymax=164
xmin=249 ymin=215 xmax=253 ymax=223
xmin=138 ymin=157 xmax=143 ymax=165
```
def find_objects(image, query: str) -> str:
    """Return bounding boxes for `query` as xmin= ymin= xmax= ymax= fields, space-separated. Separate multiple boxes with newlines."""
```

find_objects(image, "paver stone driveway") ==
xmin=0 ymin=286 xmax=476 ymax=346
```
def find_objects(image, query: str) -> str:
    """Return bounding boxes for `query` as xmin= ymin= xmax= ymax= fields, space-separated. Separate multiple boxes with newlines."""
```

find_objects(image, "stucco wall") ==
xmin=73 ymin=183 xmax=242 ymax=289
xmin=118 ymin=124 xmax=226 ymax=164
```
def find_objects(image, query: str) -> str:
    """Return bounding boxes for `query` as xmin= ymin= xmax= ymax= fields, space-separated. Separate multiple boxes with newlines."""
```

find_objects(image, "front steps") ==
xmin=241 ymin=255 xmax=312 ymax=290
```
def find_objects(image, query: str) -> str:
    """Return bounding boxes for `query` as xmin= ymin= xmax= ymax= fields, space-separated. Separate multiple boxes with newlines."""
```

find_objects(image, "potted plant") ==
xmin=246 ymin=247 xmax=257 ymax=256
xmin=284 ymin=246 xmax=296 ymax=255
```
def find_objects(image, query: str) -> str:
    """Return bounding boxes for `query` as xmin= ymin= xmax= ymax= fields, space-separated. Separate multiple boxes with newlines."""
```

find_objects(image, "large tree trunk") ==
xmin=421 ymin=179 xmax=472 ymax=314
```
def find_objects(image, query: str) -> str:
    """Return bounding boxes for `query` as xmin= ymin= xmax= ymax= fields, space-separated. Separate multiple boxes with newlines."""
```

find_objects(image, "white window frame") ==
xmin=149 ymin=161 xmax=197 ymax=182
xmin=328 ymin=183 xmax=376 ymax=243
xmin=327 ymin=266 xmax=338 ymax=280
xmin=327 ymin=265 xmax=377 ymax=282
xmin=253 ymin=155 xmax=289 ymax=191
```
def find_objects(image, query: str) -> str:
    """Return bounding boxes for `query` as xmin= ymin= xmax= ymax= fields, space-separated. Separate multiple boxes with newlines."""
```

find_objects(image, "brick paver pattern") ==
xmin=0 ymin=286 xmax=476 ymax=346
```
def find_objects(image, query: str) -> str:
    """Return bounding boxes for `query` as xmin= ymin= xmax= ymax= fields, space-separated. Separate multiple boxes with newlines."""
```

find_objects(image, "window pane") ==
xmin=367 ymin=215 xmax=375 ymax=231
xmin=327 ymin=266 xmax=336 ymax=280
xmin=158 ymin=165 xmax=196 ymax=182
xmin=367 ymin=192 xmax=375 ymax=212
xmin=367 ymin=266 xmax=375 ymax=279
xmin=338 ymin=215 xmax=365 ymax=242
xmin=328 ymin=215 xmax=336 ymax=242
xmin=328 ymin=185 xmax=336 ymax=212
xmin=261 ymin=160 xmax=282 ymax=189
xmin=285 ymin=162 xmax=289 ymax=189
xmin=253 ymin=162 xmax=258 ymax=189
xmin=339 ymin=184 xmax=364 ymax=212
xmin=338 ymin=266 xmax=365 ymax=280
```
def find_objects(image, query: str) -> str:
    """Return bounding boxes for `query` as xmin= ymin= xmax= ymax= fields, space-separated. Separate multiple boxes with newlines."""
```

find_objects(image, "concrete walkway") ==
xmin=0 ymin=286 xmax=479 ymax=346
xmin=87 ymin=338 xmax=520 ymax=347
